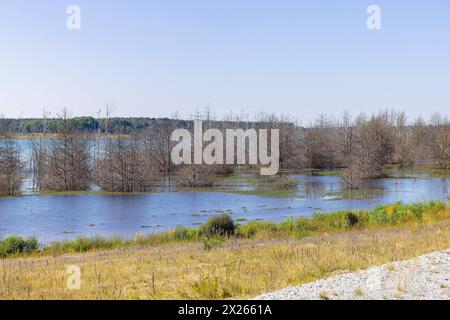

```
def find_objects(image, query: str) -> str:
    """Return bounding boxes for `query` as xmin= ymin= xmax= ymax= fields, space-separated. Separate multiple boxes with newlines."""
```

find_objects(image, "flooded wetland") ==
xmin=1 ymin=168 xmax=448 ymax=243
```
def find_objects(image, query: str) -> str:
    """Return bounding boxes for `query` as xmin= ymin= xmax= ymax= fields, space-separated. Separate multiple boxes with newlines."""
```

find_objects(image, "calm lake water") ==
xmin=0 ymin=172 xmax=448 ymax=243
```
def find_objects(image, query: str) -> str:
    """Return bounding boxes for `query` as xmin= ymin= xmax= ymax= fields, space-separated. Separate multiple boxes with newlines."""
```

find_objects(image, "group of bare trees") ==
xmin=0 ymin=109 xmax=449 ymax=196
xmin=342 ymin=114 xmax=394 ymax=189
xmin=292 ymin=111 xmax=450 ymax=189
xmin=96 ymin=135 xmax=151 ymax=192
xmin=428 ymin=114 xmax=450 ymax=170
xmin=30 ymin=109 xmax=91 ymax=192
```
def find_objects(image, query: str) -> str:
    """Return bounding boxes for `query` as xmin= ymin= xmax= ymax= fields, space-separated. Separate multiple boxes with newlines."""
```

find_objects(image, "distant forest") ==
xmin=1 ymin=117 xmax=187 ymax=134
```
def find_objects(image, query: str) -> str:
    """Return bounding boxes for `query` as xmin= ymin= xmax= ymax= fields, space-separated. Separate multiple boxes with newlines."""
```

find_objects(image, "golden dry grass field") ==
xmin=1 ymin=219 xmax=449 ymax=300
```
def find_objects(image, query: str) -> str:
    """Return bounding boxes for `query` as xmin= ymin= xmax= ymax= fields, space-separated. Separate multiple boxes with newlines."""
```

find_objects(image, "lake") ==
xmin=0 ymin=171 xmax=448 ymax=243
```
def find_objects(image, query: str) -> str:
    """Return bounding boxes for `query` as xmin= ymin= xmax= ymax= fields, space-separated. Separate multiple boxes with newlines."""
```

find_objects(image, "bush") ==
xmin=346 ymin=213 xmax=359 ymax=227
xmin=0 ymin=236 xmax=40 ymax=257
xmin=201 ymin=215 xmax=236 ymax=237
xmin=172 ymin=225 xmax=190 ymax=240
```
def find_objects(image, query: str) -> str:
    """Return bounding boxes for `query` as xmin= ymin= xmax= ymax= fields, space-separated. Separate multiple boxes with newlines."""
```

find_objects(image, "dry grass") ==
xmin=1 ymin=219 xmax=449 ymax=300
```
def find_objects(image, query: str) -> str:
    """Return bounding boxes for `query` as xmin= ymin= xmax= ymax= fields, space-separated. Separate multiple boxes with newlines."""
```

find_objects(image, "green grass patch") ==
xmin=385 ymin=166 xmax=450 ymax=179
xmin=36 ymin=190 xmax=151 ymax=197
xmin=229 ymin=188 xmax=298 ymax=198
xmin=315 ymin=170 xmax=343 ymax=177
xmin=182 ymin=187 xmax=298 ymax=198
xmin=0 ymin=190 xmax=152 ymax=200
xmin=325 ymin=188 xmax=385 ymax=200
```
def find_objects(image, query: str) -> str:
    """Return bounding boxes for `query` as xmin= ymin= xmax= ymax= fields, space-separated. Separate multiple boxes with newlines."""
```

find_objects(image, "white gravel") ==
xmin=254 ymin=250 xmax=450 ymax=300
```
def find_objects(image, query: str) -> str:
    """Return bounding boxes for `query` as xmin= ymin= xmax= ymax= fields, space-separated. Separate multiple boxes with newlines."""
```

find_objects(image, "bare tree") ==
xmin=336 ymin=111 xmax=354 ymax=167
xmin=174 ymin=164 xmax=217 ymax=187
xmin=30 ymin=109 xmax=50 ymax=191
xmin=172 ymin=119 xmax=218 ymax=187
xmin=343 ymin=113 xmax=394 ymax=189
xmin=96 ymin=134 xmax=150 ymax=192
xmin=142 ymin=118 xmax=179 ymax=188
xmin=301 ymin=115 xmax=338 ymax=169
xmin=410 ymin=117 xmax=428 ymax=165
xmin=392 ymin=112 xmax=414 ymax=168
xmin=0 ymin=120 xmax=23 ymax=196
xmin=427 ymin=113 xmax=450 ymax=169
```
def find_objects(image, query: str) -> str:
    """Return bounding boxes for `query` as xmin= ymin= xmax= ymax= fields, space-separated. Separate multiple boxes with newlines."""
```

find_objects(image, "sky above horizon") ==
xmin=1 ymin=0 xmax=449 ymax=123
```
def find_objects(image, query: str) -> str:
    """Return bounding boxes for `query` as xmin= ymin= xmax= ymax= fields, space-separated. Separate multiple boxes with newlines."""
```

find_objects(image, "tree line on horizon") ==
xmin=2 ymin=116 xmax=178 ymax=134
xmin=0 ymin=109 xmax=449 ymax=197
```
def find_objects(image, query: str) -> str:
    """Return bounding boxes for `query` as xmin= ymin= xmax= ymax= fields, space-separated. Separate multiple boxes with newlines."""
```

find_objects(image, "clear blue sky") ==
xmin=1 ymin=0 xmax=449 ymax=122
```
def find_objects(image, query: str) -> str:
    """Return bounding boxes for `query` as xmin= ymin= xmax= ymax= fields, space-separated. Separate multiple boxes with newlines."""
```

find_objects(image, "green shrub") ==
xmin=202 ymin=237 xmax=225 ymax=251
xmin=201 ymin=215 xmax=236 ymax=237
xmin=293 ymin=218 xmax=315 ymax=235
xmin=238 ymin=221 xmax=279 ymax=238
xmin=311 ymin=211 xmax=355 ymax=230
xmin=0 ymin=236 xmax=40 ymax=257
xmin=48 ymin=236 xmax=125 ymax=253
xmin=172 ymin=225 xmax=190 ymax=240
xmin=357 ymin=201 xmax=446 ymax=226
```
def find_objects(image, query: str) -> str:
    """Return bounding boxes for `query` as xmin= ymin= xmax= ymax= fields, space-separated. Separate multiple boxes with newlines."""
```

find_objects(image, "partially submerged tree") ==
xmin=40 ymin=109 xmax=92 ymax=191
xmin=343 ymin=113 xmax=394 ymax=189
xmin=174 ymin=164 xmax=217 ymax=187
xmin=0 ymin=121 xmax=22 ymax=196
xmin=301 ymin=115 xmax=339 ymax=169
xmin=392 ymin=112 xmax=415 ymax=168
xmin=142 ymin=118 xmax=181 ymax=189
xmin=427 ymin=114 xmax=450 ymax=169
xmin=96 ymin=134 xmax=151 ymax=192
xmin=30 ymin=110 xmax=50 ymax=191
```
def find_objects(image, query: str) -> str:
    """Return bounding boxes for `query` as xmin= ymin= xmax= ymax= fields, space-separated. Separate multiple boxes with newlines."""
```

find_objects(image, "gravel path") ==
xmin=255 ymin=250 xmax=450 ymax=300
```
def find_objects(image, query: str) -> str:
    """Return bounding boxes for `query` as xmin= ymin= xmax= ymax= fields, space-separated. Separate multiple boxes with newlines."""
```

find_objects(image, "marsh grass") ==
xmin=385 ymin=166 xmax=450 ymax=179
xmin=229 ymin=189 xmax=298 ymax=198
xmin=0 ymin=190 xmax=151 ymax=200
xmin=36 ymin=190 xmax=151 ymax=197
xmin=315 ymin=170 xmax=343 ymax=177
xmin=183 ymin=174 xmax=299 ymax=198
xmin=182 ymin=186 xmax=299 ymax=198
xmin=238 ymin=201 xmax=448 ymax=238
